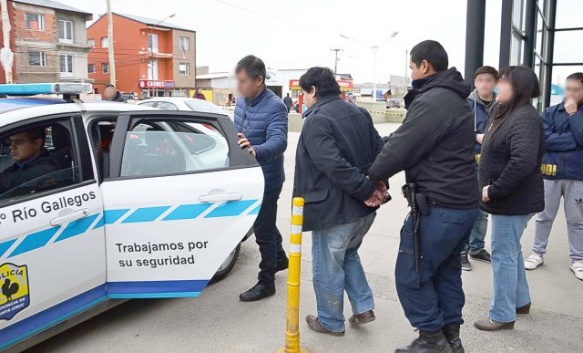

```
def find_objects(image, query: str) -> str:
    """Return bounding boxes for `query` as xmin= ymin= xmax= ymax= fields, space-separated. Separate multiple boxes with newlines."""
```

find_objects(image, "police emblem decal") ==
xmin=0 ymin=263 xmax=30 ymax=321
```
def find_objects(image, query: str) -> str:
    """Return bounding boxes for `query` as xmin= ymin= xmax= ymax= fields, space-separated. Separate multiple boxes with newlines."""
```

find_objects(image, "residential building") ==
xmin=87 ymin=13 xmax=196 ymax=98
xmin=0 ymin=0 xmax=92 ymax=84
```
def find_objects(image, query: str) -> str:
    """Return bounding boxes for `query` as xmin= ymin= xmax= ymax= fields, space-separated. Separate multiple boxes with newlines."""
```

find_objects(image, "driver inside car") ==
xmin=0 ymin=128 xmax=60 ymax=196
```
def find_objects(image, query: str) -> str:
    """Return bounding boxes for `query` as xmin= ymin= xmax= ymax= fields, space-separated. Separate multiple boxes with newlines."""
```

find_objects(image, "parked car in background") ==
xmin=138 ymin=97 xmax=234 ymax=121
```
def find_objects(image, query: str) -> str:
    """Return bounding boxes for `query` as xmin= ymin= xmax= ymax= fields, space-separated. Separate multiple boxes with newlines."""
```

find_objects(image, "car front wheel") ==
xmin=211 ymin=244 xmax=241 ymax=283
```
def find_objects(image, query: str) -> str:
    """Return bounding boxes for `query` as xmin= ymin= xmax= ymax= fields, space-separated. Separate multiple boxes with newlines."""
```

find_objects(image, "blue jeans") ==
xmin=466 ymin=208 xmax=488 ymax=253
xmin=489 ymin=214 xmax=533 ymax=323
xmin=466 ymin=167 xmax=488 ymax=253
xmin=311 ymin=212 xmax=376 ymax=332
xmin=396 ymin=207 xmax=478 ymax=332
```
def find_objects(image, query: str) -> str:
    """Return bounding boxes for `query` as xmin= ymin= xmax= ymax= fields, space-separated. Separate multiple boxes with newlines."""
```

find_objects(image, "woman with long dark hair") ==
xmin=474 ymin=66 xmax=545 ymax=331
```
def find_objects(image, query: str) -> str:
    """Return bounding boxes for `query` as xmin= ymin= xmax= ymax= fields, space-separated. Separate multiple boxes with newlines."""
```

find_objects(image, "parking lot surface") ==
xmin=28 ymin=124 xmax=583 ymax=353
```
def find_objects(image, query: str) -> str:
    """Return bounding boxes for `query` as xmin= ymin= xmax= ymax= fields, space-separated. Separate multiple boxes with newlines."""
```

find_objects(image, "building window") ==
xmin=28 ymin=51 xmax=47 ymax=66
xmin=179 ymin=62 xmax=190 ymax=75
xmin=102 ymin=63 xmax=109 ymax=74
xmin=148 ymin=33 xmax=159 ymax=52
xmin=26 ymin=13 xmax=45 ymax=31
xmin=59 ymin=54 xmax=74 ymax=75
xmin=179 ymin=36 xmax=190 ymax=51
xmin=88 ymin=64 xmax=96 ymax=73
xmin=101 ymin=37 xmax=109 ymax=48
xmin=88 ymin=39 xmax=95 ymax=47
xmin=57 ymin=20 xmax=74 ymax=43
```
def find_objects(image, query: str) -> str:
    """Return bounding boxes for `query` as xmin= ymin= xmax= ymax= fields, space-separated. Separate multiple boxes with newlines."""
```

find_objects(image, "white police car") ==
xmin=0 ymin=83 xmax=264 ymax=352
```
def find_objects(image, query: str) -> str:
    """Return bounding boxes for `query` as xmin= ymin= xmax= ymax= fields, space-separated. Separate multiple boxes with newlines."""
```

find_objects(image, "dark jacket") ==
xmin=234 ymin=87 xmax=288 ymax=192
xmin=540 ymin=102 xmax=583 ymax=180
xmin=479 ymin=104 xmax=545 ymax=215
xmin=107 ymin=91 xmax=126 ymax=102
xmin=0 ymin=149 xmax=60 ymax=195
xmin=368 ymin=68 xmax=479 ymax=209
xmin=293 ymin=95 xmax=385 ymax=231
xmin=469 ymin=89 xmax=497 ymax=154
xmin=283 ymin=95 xmax=293 ymax=112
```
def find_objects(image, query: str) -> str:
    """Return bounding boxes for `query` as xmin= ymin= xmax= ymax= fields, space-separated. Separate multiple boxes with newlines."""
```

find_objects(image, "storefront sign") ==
xmin=139 ymin=80 xmax=176 ymax=90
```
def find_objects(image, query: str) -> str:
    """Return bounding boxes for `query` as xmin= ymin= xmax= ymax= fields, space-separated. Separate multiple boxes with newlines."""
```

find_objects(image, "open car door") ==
xmin=98 ymin=111 xmax=263 ymax=298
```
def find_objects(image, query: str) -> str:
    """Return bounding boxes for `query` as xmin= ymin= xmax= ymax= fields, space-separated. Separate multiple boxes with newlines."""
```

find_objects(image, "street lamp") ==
xmin=341 ymin=31 xmax=399 ymax=101
xmin=150 ymin=13 xmax=175 ymax=97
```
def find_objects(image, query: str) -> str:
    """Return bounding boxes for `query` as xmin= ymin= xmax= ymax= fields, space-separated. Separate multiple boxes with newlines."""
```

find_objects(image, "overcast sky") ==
xmin=58 ymin=0 xmax=582 ymax=84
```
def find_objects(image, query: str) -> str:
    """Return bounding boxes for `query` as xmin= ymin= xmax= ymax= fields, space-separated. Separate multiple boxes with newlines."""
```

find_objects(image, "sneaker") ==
xmin=570 ymin=260 xmax=583 ymax=281
xmin=524 ymin=253 xmax=544 ymax=270
xmin=469 ymin=249 xmax=491 ymax=263
xmin=460 ymin=251 xmax=472 ymax=271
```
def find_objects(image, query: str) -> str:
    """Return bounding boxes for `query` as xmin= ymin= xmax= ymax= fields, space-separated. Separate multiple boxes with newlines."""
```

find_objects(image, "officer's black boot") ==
xmin=443 ymin=323 xmax=465 ymax=353
xmin=395 ymin=330 xmax=453 ymax=353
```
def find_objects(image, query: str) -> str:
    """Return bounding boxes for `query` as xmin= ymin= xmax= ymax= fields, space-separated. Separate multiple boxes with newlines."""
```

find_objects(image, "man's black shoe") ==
xmin=443 ymin=323 xmax=465 ymax=353
xmin=395 ymin=330 xmax=453 ymax=353
xmin=460 ymin=251 xmax=472 ymax=271
xmin=276 ymin=257 xmax=289 ymax=273
xmin=470 ymin=249 xmax=491 ymax=263
xmin=239 ymin=282 xmax=276 ymax=302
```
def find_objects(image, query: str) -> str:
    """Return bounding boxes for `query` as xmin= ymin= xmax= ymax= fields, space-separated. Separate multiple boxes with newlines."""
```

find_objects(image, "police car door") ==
xmin=0 ymin=114 xmax=105 ymax=349
xmin=99 ymin=111 xmax=263 ymax=298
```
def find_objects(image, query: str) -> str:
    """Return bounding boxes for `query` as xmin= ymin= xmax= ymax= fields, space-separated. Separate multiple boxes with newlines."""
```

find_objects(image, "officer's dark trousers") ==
xmin=396 ymin=207 xmax=479 ymax=332
xmin=254 ymin=185 xmax=287 ymax=284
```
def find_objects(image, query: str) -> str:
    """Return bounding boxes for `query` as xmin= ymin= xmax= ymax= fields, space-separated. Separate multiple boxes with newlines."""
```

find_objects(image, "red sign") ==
xmin=138 ymin=80 xmax=176 ymax=89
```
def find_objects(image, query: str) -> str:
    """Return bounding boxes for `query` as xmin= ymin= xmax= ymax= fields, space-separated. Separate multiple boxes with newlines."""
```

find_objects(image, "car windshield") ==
xmin=184 ymin=99 xmax=225 ymax=115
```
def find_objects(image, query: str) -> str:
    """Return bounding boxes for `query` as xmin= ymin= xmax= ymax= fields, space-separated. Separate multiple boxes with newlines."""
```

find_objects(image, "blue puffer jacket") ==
xmin=234 ymin=88 xmax=288 ymax=191
xmin=541 ymin=102 xmax=583 ymax=180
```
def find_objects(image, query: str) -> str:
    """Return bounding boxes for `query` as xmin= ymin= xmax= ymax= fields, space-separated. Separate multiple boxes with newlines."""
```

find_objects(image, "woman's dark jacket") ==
xmin=479 ymin=104 xmax=545 ymax=215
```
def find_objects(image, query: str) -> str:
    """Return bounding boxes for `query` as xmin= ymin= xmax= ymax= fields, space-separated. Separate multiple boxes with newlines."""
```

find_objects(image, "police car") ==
xmin=0 ymin=83 xmax=264 ymax=352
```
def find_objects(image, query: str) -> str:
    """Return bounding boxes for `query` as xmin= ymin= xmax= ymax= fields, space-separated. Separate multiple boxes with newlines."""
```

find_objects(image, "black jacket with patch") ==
xmin=368 ymin=68 xmax=479 ymax=209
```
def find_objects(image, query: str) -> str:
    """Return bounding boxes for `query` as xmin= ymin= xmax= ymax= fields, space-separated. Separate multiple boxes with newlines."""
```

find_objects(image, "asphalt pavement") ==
xmin=27 ymin=123 xmax=583 ymax=353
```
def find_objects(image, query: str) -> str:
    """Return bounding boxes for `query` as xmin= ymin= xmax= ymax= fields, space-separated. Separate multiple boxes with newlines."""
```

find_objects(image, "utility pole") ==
xmin=106 ymin=0 xmax=116 ymax=86
xmin=0 ymin=0 xmax=14 ymax=83
xmin=404 ymin=49 xmax=408 ymax=97
xmin=330 ymin=48 xmax=342 ymax=74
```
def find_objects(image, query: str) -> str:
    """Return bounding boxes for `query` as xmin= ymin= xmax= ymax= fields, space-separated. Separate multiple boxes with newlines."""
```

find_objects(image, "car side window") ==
xmin=156 ymin=102 xmax=179 ymax=110
xmin=0 ymin=119 xmax=86 ymax=203
xmin=120 ymin=118 xmax=230 ymax=177
xmin=139 ymin=101 xmax=157 ymax=108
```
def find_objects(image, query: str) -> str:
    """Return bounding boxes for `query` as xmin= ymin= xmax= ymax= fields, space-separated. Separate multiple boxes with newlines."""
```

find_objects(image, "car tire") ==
xmin=211 ymin=243 xmax=241 ymax=283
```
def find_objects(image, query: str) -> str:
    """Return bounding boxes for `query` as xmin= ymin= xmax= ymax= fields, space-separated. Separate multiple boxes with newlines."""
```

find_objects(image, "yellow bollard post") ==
xmin=276 ymin=197 xmax=309 ymax=353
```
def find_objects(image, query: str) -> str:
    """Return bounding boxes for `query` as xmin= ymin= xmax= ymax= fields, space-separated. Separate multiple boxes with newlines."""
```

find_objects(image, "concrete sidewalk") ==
xmin=30 ymin=124 xmax=583 ymax=353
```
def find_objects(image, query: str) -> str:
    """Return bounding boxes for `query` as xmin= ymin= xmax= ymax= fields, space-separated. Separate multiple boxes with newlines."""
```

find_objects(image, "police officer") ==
xmin=368 ymin=40 xmax=479 ymax=353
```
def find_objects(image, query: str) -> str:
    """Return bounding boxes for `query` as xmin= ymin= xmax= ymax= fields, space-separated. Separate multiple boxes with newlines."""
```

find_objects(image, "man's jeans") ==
xmin=254 ymin=185 xmax=286 ymax=284
xmin=396 ymin=207 xmax=478 ymax=332
xmin=311 ymin=212 xmax=376 ymax=332
xmin=466 ymin=209 xmax=488 ymax=253
xmin=489 ymin=214 xmax=533 ymax=323
xmin=533 ymin=179 xmax=583 ymax=261
xmin=466 ymin=167 xmax=488 ymax=253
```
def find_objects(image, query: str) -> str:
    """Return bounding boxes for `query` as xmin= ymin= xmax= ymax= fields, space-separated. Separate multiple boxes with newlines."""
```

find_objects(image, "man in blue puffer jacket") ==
xmin=234 ymin=55 xmax=289 ymax=301
xmin=525 ymin=72 xmax=583 ymax=281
